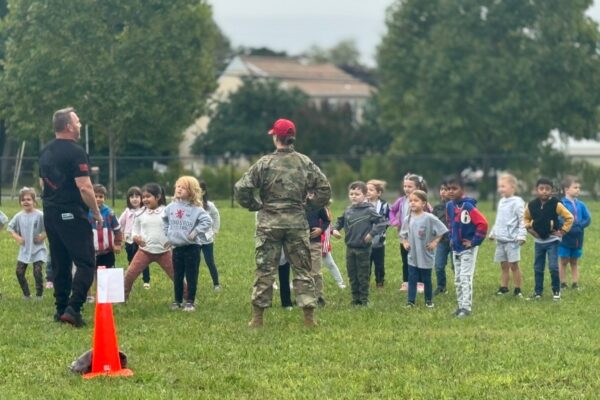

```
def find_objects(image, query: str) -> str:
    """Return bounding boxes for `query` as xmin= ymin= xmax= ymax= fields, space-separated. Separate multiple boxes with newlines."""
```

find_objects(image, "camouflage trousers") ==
xmin=252 ymin=227 xmax=317 ymax=308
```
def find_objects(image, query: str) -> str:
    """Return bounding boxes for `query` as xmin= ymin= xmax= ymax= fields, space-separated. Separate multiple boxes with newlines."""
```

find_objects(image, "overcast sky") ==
xmin=210 ymin=0 xmax=600 ymax=66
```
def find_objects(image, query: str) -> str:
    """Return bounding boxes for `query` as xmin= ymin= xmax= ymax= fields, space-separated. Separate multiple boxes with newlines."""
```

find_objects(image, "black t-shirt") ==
xmin=39 ymin=139 xmax=90 ymax=211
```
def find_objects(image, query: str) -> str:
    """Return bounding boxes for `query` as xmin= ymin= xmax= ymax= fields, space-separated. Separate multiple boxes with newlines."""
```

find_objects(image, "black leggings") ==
xmin=173 ymin=244 xmax=201 ymax=303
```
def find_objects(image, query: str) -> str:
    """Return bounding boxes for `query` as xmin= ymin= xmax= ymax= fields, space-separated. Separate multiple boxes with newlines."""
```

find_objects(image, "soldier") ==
xmin=234 ymin=118 xmax=331 ymax=327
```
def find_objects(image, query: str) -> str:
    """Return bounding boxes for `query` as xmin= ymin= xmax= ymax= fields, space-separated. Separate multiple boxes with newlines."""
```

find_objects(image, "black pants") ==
xmin=200 ymin=242 xmax=219 ymax=286
xmin=126 ymin=243 xmax=150 ymax=283
xmin=44 ymin=207 xmax=95 ymax=314
xmin=401 ymin=245 xmax=409 ymax=282
xmin=278 ymin=262 xmax=292 ymax=307
xmin=173 ymin=244 xmax=200 ymax=304
xmin=370 ymin=246 xmax=385 ymax=285
xmin=16 ymin=261 xmax=44 ymax=297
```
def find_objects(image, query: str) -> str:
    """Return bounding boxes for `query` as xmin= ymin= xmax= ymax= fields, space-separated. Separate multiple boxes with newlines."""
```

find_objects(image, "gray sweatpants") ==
xmin=453 ymin=247 xmax=479 ymax=312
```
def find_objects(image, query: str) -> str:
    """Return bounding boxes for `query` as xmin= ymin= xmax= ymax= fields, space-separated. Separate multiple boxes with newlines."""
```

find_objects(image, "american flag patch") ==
xmin=79 ymin=164 xmax=89 ymax=172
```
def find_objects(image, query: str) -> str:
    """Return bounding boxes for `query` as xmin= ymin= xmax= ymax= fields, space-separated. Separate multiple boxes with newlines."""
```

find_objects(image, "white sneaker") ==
xmin=86 ymin=295 xmax=95 ymax=303
xmin=183 ymin=302 xmax=196 ymax=312
xmin=213 ymin=285 xmax=222 ymax=292
xmin=338 ymin=283 xmax=346 ymax=289
xmin=417 ymin=282 xmax=425 ymax=293
xmin=143 ymin=283 xmax=151 ymax=289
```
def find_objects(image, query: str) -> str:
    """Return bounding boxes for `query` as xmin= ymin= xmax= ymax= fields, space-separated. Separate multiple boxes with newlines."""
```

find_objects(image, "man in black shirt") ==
xmin=39 ymin=107 xmax=101 ymax=327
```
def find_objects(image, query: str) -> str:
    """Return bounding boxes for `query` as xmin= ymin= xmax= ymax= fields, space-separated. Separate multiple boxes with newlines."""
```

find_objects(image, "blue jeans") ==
xmin=434 ymin=240 xmax=452 ymax=289
xmin=408 ymin=265 xmax=432 ymax=303
xmin=533 ymin=241 xmax=560 ymax=294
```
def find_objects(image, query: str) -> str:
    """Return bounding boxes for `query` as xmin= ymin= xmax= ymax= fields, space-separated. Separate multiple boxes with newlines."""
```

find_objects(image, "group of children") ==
xmin=0 ymin=177 xmax=222 ymax=312
xmin=0 ymin=171 xmax=591 ymax=320
xmin=331 ymin=173 xmax=590 ymax=318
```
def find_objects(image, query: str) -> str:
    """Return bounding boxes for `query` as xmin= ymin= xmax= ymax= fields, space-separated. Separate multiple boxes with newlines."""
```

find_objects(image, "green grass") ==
xmin=1 ymin=199 xmax=600 ymax=399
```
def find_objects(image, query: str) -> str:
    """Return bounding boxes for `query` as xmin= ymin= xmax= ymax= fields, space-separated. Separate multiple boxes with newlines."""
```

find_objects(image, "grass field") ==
xmin=1 ymin=198 xmax=600 ymax=399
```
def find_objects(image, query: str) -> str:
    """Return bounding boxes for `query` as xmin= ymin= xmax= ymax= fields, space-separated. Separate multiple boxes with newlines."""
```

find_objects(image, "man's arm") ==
xmin=75 ymin=176 xmax=101 ymax=223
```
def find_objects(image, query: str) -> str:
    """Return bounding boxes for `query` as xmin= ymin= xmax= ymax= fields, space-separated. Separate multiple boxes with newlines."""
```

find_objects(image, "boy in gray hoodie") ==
xmin=333 ymin=181 xmax=387 ymax=306
xmin=489 ymin=174 xmax=527 ymax=297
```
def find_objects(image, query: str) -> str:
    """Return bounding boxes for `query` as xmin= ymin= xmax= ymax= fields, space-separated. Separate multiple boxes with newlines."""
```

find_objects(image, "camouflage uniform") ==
xmin=234 ymin=147 xmax=331 ymax=309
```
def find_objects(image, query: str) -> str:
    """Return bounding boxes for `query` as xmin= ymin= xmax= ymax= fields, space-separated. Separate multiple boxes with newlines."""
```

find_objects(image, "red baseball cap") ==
xmin=268 ymin=119 xmax=296 ymax=137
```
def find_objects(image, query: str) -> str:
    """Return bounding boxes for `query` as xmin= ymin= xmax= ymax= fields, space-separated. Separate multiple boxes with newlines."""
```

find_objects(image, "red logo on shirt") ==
xmin=79 ymin=164 xmax=89 ymax=172
xmin=175 ymin=209 xmax=185 ymax=219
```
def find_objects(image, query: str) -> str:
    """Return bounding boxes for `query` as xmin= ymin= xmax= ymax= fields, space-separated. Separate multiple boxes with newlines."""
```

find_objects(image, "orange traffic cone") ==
xmin=83 ymin=301 xmax=133 ymax=379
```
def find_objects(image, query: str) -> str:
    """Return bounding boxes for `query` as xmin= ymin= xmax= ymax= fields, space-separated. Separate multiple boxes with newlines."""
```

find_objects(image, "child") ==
xmin=489 ymin=174 xmax=527 ymax=297
xmin=307 ymin=206 xmax=330 ymax=306
xmin=8 ymin=187 xmax=47 ymax=299
xmin=163 ymin=176 xmax=212 ymax=312
xmin=390 ymin=174 xmax=428 ymax=291
xmin=332 ymin=181 xmax=387 ymax=306
xmin=524 ymin=178 xmax=573 ymax=300
xmin=366 ymin=179 xmax=390 ymax=288
xmin=124 ymin=183 xmax=179 ymax=302
xmin=445 ymin=176 xmax=488 ymax=318
xmin=321 ymin=205 xmax=346 ymax=289
xmin=119 ymin=186 xmax=151 ymax=289
xmin=89 ymin=184 xmax=122 ymax=269
xmin=558 ymin=176 xmax=590 ymax=290
xmin=432 ymin=182 xmax=452 ymax=295
xmin=199 ymin=181 xmax=222 ymax=291
xmin=400 ymin=190 xmax=448 ymax=308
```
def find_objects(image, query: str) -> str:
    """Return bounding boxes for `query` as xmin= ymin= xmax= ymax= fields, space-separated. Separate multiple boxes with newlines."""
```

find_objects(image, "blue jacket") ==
xmin=560 ymin=197 xmax=591 ymax=249
xmin=446 ymin=197 xmax=488 ymax=253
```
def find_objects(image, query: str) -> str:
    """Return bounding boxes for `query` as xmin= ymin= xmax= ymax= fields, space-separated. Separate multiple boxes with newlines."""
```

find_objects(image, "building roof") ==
xmin=223 ymin=55 xmax=374 ymax=99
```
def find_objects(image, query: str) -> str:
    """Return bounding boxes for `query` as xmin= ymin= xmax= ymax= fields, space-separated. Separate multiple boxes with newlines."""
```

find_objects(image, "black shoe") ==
xmin=405 ymin=301 xmax=415 ymax=308
xmin=552 ymin=291 xmax=561 ymax=301
xmin=456 ymin=309 xmax=471 ymax=318
xmin=451 ymin=308 xmax=461 ymax=316
xmin=528 ymin=293 xmax=542 ymax=300
xmin=60 ymin=306 xmax=85 ymax=327
xmin=433 ymin=287 xmax=447 ymax=296
xmin=496 ymin=286 xmax=509 ymax=295
xmin=425 ymin=301 xmax=434 ymax=308
xmin=350 ymin=300 xmax=361 ymax=306
xmin=53 ymin=312 xmax=63 ymax=322
xmin=317 ymin=297 xmax=326 ymax=308
xmin=513 ymin=288 xmax=523 ymax=297
xmin=572 ymin=282 xmax=579 ymax=290
xmin=560 ymin=282 xmax=568 ymax=289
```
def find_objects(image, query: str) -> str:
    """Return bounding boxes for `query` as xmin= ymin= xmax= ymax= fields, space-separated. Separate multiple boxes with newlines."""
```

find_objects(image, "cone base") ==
xmin=83 ymin=368 xmax=134 ymax=379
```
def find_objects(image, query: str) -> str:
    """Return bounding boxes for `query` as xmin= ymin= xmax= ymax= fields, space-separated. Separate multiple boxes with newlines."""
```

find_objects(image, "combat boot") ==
xmin=248 ymin=305 xmax=264 ymax=328
xmin=303 ymin=307 xmax=317 ymax=327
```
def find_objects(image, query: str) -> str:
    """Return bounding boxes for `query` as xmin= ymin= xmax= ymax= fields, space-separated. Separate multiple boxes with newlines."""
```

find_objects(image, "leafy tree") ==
xmin=193 ymin=77 xmax=308 ymax=156
xmin=0 ymin=0 xmax=219 ymax=191
xmin=378 ymin=0 xmax=600 ymax=194
xmin=306 ymin=39 xmax=361 ymax=66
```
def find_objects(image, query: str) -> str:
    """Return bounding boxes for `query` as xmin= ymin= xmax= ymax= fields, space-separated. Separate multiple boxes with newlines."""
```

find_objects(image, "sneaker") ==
xmin=405 ymin=301 xmax=415 ymax=308
xmin=169 ymin=302 xmax=182 ymax=311
xmin=514 ymin=288 xmax=523 ymax=297
xmin=22 ymin=295 xmax=32 ymax=300
xmin=376 ymin=282 xmax=384 ymax=289
xmin=456 ymin=309 xmax=471 ymax=318
xmin=213 ymin=285 xmax=222 ymax=292
xmin=350 ymin=300 xmax=361 ymax=306
xmin=183 ymin=302 xmax=196 ymax=312
xmin=399 ymin=282 xmax=408 ymax=291
xmin=560 ymin=282 xmax=568 ymax=289
xmin=86 ymin=295 xmax=95 ymax=303
xmin=433 ymin=287 xmax=447 ymax=296
xmin=425 ymin=301 xmax=434 ymax=308
xmin=45 ymin=281 xmax=54 ymax=289
xmin=417 ymin=282 xmax=425 ymax=293
xmin=496 ymin=286 xmax=509 ymax=295
xmin=528 ymin=292 xmax=542 ymax=300
xmin=60 ymin=306 xmax=85 ymax=327
xmin=35 ymin=295 xmax=43 ymax=301
xmin=317 ymin=297 xmax=326 ymax=308
xmin=143 ymin=283 xmax=151 ymax=289
xmin=53 ymin=312 xmax=63 ymax=322
xmin=451 ymin=308 xmax=461 ymax=316
xmin=552 ymin=291 xmax=561 ymax=301
xmin=283 ymin=306 xmax=293 ymax=311
xmin=338 ymin=283 xmax=346 ymax=289
xmin=572 ymin=282 xmax=579 ymax=290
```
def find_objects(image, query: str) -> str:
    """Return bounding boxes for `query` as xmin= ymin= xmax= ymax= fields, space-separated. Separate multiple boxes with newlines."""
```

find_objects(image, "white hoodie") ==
xmin=490 ymin=196 xmax=527 ymax=242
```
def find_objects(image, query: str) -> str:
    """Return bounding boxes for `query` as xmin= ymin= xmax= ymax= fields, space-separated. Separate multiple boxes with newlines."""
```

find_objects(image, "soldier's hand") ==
xmin=310 ymin=228 xmax=322 ymax=239
xmin=332 ymin=229 xmax=342 ymax=239
xmin=364 ymin=234 xmax=372 ymax=243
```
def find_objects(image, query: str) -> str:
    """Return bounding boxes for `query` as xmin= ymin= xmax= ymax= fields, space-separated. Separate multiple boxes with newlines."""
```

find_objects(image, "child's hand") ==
xmin=34 ymin=234 xmax=45 ymax=244
xmin=310 ymin=227 xmax=323 ymax=239
xmin=518 ymin=240 xmax=525 ymax=246
xmin=426 ymin=239 xmax=439 ymax=251
xmin=461 ymin=239 xmax=472 ymax=248
xmin=187 ymin=231 xmax=198 ymax=241
xmin=18 ymin=237 xmax=25 ymax=246
xmin=552 ymin=230 xmax=564 ymax=237
xmin=332 ymin=229 xmax=342 ymax=239
xmin=364 ymin=233 xmax=372 ymax=243
xmin=488 ymin=234 xmax=495 ymax=241
xmin=527 ymin=228 xmax=539 ymax=238
xmin=402 ymin=240 xmax=410 ymax=251
xmin=134 ymin=236 xmax=146 ymax=247
xmin=163 ymin=240 xmax=172 ymax=249
xmin=114 ymin=244 xmax=122 ymax=254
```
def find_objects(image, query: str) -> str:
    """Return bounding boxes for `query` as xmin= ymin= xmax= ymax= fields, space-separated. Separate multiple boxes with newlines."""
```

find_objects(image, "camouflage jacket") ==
xmin=234 ymin=147 xmax=331 ymax=229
